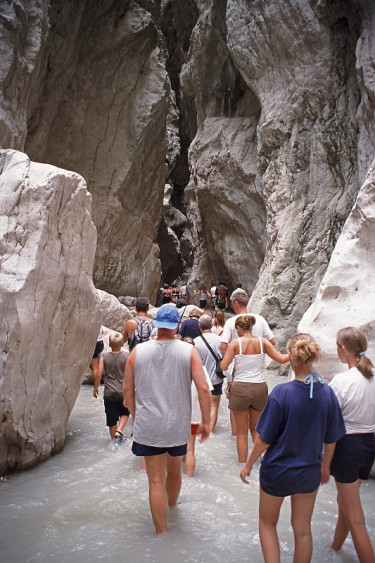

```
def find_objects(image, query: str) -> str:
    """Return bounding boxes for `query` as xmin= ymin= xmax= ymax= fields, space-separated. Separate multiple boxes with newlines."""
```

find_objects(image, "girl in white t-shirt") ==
xmin=329 ymin=326 xmax=375 ymax=562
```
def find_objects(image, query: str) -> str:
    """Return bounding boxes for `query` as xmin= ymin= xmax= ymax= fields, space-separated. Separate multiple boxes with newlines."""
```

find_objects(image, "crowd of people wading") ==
xmin=90 ymin=279 xmax=375 ymax=563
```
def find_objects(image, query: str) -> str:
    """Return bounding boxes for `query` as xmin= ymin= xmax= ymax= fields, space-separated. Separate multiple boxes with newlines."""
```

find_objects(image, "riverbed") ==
xmin=0 ymin=372 xmax=374 ymax=562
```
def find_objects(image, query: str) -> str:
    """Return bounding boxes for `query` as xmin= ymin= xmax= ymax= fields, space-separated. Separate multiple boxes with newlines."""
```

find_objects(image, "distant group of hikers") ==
xmin=90 ymin=283 xmax=375 ymax=563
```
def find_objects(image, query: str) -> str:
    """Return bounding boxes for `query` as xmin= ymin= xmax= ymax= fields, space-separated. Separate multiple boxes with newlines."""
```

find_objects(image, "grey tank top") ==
xmin=132 ymin=339 xmax=192 ymax=447
xmin=102 ymin=351 xmax=128 ymax=400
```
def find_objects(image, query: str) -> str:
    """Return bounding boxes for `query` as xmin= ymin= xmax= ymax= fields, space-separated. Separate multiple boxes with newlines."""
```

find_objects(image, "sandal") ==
xmin=114 ymin=430 xmax=124 ymax=444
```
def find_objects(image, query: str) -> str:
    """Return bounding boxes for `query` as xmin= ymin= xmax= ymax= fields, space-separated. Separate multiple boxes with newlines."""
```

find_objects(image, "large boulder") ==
xmin=97 ymin=289 xmax=132 ymax=333
xmin=299 ymin=159 xmax=375 ymax=380
xmin=0 ymin=150 xmax=100 ymax=473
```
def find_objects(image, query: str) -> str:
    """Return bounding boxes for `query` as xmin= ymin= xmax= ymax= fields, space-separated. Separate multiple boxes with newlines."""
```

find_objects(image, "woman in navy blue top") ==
xmin=240 ymin=333 xmax=345 ymax=563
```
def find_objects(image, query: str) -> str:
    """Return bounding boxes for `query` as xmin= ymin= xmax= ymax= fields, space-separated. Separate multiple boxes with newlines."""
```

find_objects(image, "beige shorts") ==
xmin=228 ymin=381 xmax=268 ymax=412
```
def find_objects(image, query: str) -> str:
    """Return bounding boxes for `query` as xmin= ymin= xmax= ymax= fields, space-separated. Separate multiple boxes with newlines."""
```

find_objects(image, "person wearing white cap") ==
xmin=124 ymin=304 xmax=211 ymax=534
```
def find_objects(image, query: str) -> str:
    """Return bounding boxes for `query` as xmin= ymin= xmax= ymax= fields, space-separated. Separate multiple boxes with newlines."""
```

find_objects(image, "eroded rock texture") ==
xmin=1 ymin=0 xmax=172 ymax=300
xmin=179 ymin=0 xmax=373 ymax=343
xmin=1 ymin=0 xmax=375 ymax=345
xmin=0 ymin=150 xmax=100 ymax=472
xmin=299 ymin=158 xmax=375 ymax=380
xmin=97 ymin=289 xmax=132 ymax=333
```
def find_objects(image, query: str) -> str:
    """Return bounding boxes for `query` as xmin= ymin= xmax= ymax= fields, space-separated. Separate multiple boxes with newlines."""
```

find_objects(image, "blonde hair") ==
xmin=287 ymin=333 xmax=321 ymax=366
xmin=235 ymin=315 xmax=256 ymax=333
xmin=109 ymin=332 xmax=123 ymax=349
xmin=336 ymin=327 xmax=374 ymax=379
xmin=189 ymin=308 xmax=201 ymax=319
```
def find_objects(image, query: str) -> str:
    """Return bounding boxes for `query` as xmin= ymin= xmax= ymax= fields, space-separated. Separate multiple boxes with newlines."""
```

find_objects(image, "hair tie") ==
xmin=358 ymin=351 xmax=365 ymax=357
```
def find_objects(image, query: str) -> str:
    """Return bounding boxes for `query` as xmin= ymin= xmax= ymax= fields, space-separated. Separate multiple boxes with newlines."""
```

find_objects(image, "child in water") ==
xmin=93 ymin=332 xmax=130 ymax=444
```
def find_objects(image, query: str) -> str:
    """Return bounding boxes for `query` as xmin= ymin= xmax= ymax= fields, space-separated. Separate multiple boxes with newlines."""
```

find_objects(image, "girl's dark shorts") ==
xmin=330 ymin=433 xmax=375 ymax=483
xmin=104 ymin=399 xmax=130 ymax=427
xmin=93 ymin=340 xmax=104 ymax=359
xmin=132 ymin=441 xmax=187 ymax=457
xmin=199 ymin=299 xmax=207 ymax=308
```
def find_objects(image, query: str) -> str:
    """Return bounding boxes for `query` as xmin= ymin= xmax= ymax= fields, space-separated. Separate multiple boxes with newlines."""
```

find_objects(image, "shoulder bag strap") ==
xmin=177 ymin=306 xmax=187 ymax=332
xmin=200 ymin=333 xmax=220 ymax=362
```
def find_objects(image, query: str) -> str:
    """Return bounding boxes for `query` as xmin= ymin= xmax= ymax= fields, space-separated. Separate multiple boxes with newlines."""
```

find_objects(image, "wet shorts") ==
xmin=92 ymin=340 xmax=104 ymax=359
xmin=330 ymin=433 xmax=375 ymax=483
xmin=211 ymin=382 xmax=223 ymax=396
xmin=104 ymin=399 xmax=130 ymax=427
xmin=132 ymin=441 xmax=187 ymax=457
xmin=228 ymin=381 xmax=268 ymax=412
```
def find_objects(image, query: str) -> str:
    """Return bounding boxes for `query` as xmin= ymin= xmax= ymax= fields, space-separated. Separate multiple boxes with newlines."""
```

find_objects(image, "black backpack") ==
xmin=216 ymin=285 xmax=228 ymax=305
xmin=128 ymin=317 xmax=155 ymax=351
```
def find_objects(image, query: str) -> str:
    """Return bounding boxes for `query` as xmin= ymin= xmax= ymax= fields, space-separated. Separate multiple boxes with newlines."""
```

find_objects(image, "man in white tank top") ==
xmin=124 ymin=304 xmax=211 ymax=534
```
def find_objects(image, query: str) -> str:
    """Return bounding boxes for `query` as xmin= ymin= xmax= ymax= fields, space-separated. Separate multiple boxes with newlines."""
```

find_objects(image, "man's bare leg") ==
xmin=210 ymin=395 xmax=221 ymax=433
xmin=117 ymin=414 xmax=129 ymax=434
xmin=144 ymin=454 xmax=168 ymax=534
xmin=166 ymin=454 xmax=183 ymax=506
xmin=185 ymin=435 xmax=197 ymax=477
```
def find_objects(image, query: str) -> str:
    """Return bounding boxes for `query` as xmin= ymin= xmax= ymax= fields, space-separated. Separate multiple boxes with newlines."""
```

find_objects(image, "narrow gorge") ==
xmin=1 ymin=0 xmax=375 ymax=471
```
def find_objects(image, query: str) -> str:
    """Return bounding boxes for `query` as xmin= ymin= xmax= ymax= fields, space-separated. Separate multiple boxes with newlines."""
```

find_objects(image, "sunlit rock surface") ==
xmin=180 ymin=0 xmax=372 ymax=344
xmin=0 ymin=1 xmax=375 ymax=344
xmin=299 ymin=159 xmax=375 ymax=380
xmin=0 ymin=1 xmax=171 ymax=300
xmin=97 ymin=289 xmax=132 ymax=334
xmin=0 ymin=150 xmax=100 ymax=472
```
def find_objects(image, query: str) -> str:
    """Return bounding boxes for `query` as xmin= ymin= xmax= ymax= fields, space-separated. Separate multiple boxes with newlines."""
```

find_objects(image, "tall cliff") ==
xmin=1 ymin=0 xmax=374 ymax=343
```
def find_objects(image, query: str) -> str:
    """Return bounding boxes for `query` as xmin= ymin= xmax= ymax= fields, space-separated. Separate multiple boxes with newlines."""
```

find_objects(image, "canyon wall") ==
xmin=1 ymin=0 xmax=375 ymax=346
xmin=180 ymin=0 xmax=374 ymax=343
xmin=299 ymin=157 xmax=375 ymax=380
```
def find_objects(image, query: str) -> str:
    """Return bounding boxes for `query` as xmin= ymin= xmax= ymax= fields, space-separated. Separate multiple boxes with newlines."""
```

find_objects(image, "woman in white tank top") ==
xmin=221 ymin=315 xmax=289 ymax=463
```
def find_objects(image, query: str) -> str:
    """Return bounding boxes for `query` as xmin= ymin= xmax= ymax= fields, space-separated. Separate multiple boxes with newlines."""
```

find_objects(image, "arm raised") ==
xmin=263 ymin=338 xmax=289 ymax=364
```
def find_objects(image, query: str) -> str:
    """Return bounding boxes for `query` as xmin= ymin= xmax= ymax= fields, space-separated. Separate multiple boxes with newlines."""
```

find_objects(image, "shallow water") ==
xmin=1 ymin=372 xmax=374 ymax=563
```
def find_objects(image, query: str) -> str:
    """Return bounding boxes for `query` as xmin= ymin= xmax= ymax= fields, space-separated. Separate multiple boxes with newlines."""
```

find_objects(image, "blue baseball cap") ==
xmin=155 ymin=304 xmax=180 ymax=329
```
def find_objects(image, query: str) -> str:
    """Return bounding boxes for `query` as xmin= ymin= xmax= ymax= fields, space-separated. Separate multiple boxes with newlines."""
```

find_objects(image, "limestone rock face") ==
xmin=97 ymin=289 xmax=132 ymax=334
xmin=1 ymin=1 xmax=375 ymax=345
xmin=179 ymin=2 xmax=266 ymax=292
xmin=1 ymin=1 xmax=173 ymax=301
xmin=299 ymin=159 xmax=375 ymax=381
xmin=0 ymin=150 xmax=100 ymax=472
xmin=179 ymin=0 xmax=370 ymax=344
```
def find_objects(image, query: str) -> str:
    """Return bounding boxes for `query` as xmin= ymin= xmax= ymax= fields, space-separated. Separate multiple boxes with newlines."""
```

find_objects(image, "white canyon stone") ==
xmin=299 ymin=159 xmax=375 ymax=380
xmin=97 ymin=289 xmax=132 ymax=334
xmin=0 ymin=150 xmax=100 ymax=472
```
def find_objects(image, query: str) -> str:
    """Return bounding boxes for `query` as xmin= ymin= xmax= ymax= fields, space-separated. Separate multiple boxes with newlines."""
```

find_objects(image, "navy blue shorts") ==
xmin=331 ymin=433 xmax=375 ymax=483
xmin=132 ymin=441 xmax=187 ymax=457
xmin=104 ymin=398 xmax=130 ymax=427
xmin=211 ymin=382 xmax=223 ymax=396
xmin=93 ymin=340 xmax=104 ymax=359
